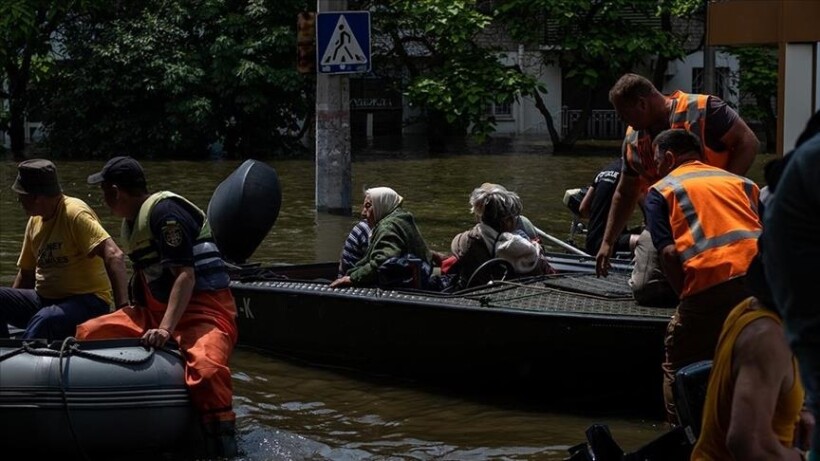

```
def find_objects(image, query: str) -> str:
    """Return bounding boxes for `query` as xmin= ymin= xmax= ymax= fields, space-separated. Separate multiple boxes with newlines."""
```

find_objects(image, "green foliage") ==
xmin=0 ymin=0 xmax=99 ymax=157
xmin=35 ymin=0 xmax=311 ymax=158
xmin=366 ymin=0 xmax=541 ymax=141
xmin=499 ymin=0 xmax=693 ymax=91
xmin=730 ymin=46 xmax=777 ymax=121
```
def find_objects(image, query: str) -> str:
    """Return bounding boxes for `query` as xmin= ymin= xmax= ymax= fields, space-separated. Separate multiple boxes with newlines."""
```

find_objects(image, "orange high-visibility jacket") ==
xmin=651 ymin=161 xmax=761 ymax=298
xmin=625 ymin=91 xmax=728 ymax=184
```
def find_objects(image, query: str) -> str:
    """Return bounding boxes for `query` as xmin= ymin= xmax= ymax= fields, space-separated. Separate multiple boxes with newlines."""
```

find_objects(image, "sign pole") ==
xmin=315 ymin=0 xmax=352 ymax=215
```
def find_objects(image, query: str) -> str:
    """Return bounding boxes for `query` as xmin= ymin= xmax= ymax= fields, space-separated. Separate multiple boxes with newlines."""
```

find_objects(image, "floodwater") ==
xmin=0 ymin=144 xmax=770 ymax=460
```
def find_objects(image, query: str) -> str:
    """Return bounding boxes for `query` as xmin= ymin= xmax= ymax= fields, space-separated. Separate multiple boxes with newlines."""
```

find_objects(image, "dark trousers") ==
xmin=662 ymin=277 xmax=750 ymax=423
xmin=0 ymin=287 xmax=110 ymax=341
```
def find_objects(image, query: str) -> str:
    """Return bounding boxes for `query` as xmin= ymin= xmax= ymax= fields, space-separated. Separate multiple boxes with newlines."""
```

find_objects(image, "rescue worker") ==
xmin=596 ymin=73 xmax=759 ymax=277
xmin=77 ymin=156 xmax=238 ymax=457
xmin=644 ymin=129 xmax=761 ymax=422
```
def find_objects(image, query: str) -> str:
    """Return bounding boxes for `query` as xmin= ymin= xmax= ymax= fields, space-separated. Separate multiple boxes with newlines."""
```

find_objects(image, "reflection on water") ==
xmin=231 ymin=349 xmax=668 ymax=460
xmin=0 ymin=152 xmax=770 ymax=460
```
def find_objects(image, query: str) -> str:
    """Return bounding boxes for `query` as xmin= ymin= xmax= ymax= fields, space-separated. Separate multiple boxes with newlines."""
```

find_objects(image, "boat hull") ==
xmin=231 ymin=265 xmax=671 ymax=414
xmin=0 ymin=338 xmax=200 ymax=456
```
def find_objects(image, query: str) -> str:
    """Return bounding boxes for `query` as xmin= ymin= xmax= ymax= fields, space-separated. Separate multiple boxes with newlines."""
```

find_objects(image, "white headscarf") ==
xmin=366 ymin=187 xmax=403 ymax=223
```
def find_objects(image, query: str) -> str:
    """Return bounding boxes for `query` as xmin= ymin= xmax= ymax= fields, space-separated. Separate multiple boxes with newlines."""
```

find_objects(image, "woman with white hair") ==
xmin=451 ymin=186 xmax=551 ymax=288
xmin=330 ymin=187 xmax=433 ymax=288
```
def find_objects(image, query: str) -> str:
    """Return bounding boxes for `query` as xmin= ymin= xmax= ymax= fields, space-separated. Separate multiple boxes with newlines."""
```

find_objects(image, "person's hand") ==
xmin=596 ymin=242 xmax=612 ymax=277
xmin=430 ymin=251 xmax=447 ymax=267
xmin=794 ymin=408 xmax=816 ymax=451
xmin=330 ymin=276 xmax=352 ymax=288
xmin=142 ymin=328 xmax=172 ymax=348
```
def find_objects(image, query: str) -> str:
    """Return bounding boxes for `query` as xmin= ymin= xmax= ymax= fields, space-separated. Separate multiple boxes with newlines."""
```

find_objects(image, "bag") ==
xmin=377 ymin=254 xmax=433 ymax=289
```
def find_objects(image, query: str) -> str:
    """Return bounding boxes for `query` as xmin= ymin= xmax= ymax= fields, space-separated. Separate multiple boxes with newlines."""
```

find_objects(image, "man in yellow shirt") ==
xmin=0 ymin=159 xmax=128 ymax=341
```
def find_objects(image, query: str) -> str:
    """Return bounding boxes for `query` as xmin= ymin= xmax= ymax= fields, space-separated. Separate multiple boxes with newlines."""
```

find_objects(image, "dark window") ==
xmin=692 ymin=67 xmax=730 ymax=100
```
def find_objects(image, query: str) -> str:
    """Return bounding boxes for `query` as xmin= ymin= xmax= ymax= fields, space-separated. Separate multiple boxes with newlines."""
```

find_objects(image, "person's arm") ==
xmin=141 ymin=199 xmax=199 ymax=348
xmin=726 ymin=316 xmax=803 ymax=461
xmin=722 ymin=118 xmax=759 ymax=176
xmin=596 ymin=173 xmax=640 ymax=276
xmin=12 ymin=269 xmax=35 ymax=289
xmin=347 ymin=222 xmax=405 ymax=285
xmin=143 ymin=266 xmax=195 ymax=348
xmin=578 ymin=186 xmax=595 ymax=219
xmin=90 ymin=238 xmax=129 ymax=308
xmin=658 ymin=244 xmax=683 ymax=295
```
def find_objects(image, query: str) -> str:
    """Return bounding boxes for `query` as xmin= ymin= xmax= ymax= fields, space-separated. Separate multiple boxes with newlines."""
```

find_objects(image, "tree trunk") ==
xmin=756 ymin=94 xmax=777 ymax=153
xmin=560 ymin=87 xmax=595 ymax=149
xmin=8 ymin=82 xmax=27 ymax=161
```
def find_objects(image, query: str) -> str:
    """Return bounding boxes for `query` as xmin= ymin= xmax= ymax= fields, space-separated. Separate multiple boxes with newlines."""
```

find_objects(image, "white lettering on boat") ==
xmin=240 ymin=297 xmax=255 ymax=319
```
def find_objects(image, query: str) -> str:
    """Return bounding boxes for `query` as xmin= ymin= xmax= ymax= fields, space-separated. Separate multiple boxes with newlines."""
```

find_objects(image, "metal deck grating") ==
xmin=233 ymin=272 xmax=675 ymax=320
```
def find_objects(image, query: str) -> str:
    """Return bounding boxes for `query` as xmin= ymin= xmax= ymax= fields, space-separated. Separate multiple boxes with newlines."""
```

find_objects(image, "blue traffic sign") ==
xmin=316 ymin=11 xmax=371 ymax=74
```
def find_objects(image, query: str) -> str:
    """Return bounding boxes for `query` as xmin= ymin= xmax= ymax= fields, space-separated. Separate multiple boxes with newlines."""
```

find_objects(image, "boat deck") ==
xmin=234 ymin=271 xmax=673 ymax=321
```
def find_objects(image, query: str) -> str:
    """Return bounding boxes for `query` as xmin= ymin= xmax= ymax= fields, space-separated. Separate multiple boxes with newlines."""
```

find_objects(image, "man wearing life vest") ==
xmin=644 ymin=129 xmax=761 ymax=422
xmin=78 ymin=156 xmax=239 ymax=457
xmin=595 ymin=73 xmax=759 ymax=278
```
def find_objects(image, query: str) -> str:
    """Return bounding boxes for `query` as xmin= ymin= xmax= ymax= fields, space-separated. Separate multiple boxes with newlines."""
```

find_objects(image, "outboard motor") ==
xmin=207 ymin=159 xmax=282 ymax=264
xmin=564 ymin=361 xmax=712 ymax=461
xmin=562 ymin=187 xmax=588 ymax=247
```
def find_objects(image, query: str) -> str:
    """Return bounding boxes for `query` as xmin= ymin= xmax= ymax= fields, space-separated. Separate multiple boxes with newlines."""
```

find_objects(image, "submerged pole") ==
xmin=315 ymin=0 xmax=352 ymax=215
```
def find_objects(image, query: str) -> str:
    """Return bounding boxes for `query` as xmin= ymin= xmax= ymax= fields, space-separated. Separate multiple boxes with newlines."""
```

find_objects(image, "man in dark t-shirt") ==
xmin=579 ymin=158 xmax=636 ymax=256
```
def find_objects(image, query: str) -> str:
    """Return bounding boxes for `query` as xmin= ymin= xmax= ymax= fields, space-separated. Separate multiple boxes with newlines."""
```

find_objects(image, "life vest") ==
xmin=651 ymin=161 xmax=761 ymax=298
xmin=123 ymin=191 xmax=230 ymax=302
xmin=625 ymin=91 xmax=728 ymax=184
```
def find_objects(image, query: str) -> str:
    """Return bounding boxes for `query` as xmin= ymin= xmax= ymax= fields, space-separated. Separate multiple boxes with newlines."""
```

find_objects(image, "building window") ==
xmin=487 ymin=101 xmax=513 ymax=119
xmin=692 ymin=67 xmax=730 ymax=100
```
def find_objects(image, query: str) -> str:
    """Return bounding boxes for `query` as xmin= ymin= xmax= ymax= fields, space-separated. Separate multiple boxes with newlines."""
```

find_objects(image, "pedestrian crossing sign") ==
xmin=316 ymin=11 xmax=371 ymax=74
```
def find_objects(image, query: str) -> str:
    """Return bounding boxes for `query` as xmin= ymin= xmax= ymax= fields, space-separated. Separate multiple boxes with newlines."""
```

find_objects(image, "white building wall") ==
xmin=491 ymin=49 xmax=561 ymax=135
xmin=664 ymin=50 xmax=740 ymax=107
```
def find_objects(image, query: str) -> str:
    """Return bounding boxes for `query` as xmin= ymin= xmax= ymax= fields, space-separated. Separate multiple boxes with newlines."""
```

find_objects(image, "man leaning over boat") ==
xmin=596 ymin=73 xmax=759 ymax=278
xmin=78 ymin=156 xmax=239 ymax=458
xmin=643 ymin=129 xmax=761 ymax=423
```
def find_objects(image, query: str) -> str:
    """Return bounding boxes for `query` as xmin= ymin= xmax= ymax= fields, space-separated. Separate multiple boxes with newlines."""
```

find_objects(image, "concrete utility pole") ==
xmin=702 ymin=45 xmax=716 ymax=95
xmin=315 ymin=0 xmax=352 ymax=215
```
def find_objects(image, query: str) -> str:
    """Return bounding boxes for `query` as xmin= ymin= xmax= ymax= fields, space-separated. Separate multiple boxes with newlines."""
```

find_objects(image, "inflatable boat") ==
xmin=0 ymin=337 xmax=201 ymax=457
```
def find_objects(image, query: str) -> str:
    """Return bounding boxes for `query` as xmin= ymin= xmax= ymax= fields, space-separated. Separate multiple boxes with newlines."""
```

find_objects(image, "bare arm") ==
xmin=726 ymin=315 xmax=802 ymax=461
xmin=595 ymin=174 xmax=640 ymax=276
xmin=142 ymin=266 xmax=195 ymax=348
xmin=658 ymin=244 xmax=683 ymax=296
xmin=722 ymin=118 xmax=760 ymax=176
xmin=578 ymin=186 xmax=595 ymax=219
xmin=12 ymin=269 xmax=35 ymax=289
xmin=90 ymin=237 xmax=129 ymax=307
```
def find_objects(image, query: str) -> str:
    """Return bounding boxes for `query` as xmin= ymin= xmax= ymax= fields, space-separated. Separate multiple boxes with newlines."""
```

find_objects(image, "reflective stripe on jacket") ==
xmin=122 ymin=191 xmax=230 ymax=301
xmin=626 ymin=91 xmax=728 ymax=184
xmin=651 ymin=161 xmax=761 ymax=298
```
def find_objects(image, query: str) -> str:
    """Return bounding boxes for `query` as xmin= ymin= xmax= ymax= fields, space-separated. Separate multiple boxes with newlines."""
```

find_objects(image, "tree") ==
xmin=363 ymin=0 xmax=542 ymax=148
xmin=498 ymin=0 xmax=703 ymax=152
xmin=0 ymin=0 xmax=95 ymax=160
xmin=730 ymin=46 xmax=777 ymax=152
xmin=35 ymin=0 xmax=310 ymax=159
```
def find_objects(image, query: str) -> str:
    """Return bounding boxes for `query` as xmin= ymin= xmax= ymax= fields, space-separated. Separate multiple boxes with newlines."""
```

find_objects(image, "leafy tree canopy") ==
xmin=36 ymin=0 xmax=310 ymax=159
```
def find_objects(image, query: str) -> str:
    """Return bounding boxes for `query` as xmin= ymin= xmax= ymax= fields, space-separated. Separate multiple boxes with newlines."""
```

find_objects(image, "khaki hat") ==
xmin=12 ymin=159 xmax=62 ymax=196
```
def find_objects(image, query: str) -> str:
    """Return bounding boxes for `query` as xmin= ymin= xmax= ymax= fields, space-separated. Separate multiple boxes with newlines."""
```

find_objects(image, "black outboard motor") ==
xmin=207 ymin=159 xmax=282 ymax=264
xmin=564 ymin=361 xmax=712 ymax=461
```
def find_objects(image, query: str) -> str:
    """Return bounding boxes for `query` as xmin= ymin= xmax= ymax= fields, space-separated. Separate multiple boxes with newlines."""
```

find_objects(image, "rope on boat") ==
xmin=17 ymin=339 xmax=159 ymax=365
xmin=58 ymin=336 xmax=91 ymax=461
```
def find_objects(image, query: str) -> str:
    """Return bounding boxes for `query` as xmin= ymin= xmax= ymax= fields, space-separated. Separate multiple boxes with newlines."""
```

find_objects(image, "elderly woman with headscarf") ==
xmin=330 ymin=187 xmax=433 ymax=288
xmin=450 ymin=187 xmax=551 ymax=288
xmin=470 ymin=183 xmax=540 ymax=241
